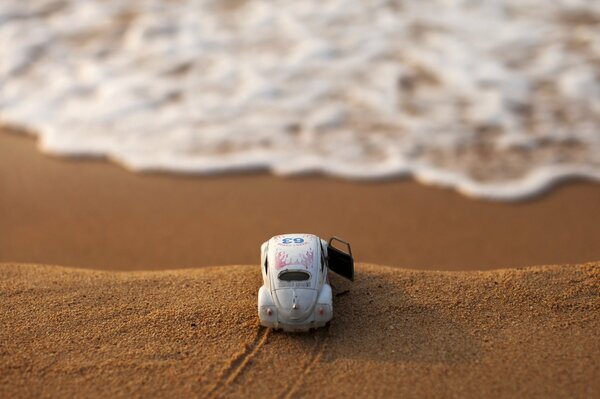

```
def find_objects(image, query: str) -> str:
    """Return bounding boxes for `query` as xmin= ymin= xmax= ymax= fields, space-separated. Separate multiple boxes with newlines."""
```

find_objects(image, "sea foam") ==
xmin=1 ymin=0 xmax=599 ymax=200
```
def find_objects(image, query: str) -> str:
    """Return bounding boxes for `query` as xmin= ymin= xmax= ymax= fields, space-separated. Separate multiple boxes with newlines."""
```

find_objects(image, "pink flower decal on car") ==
xmin=297 ymin=248 xmax=314 ymax=270
xmin=275 ymin=248 xmax=314 ymax=270
xmin=275 ymin=251 xmax=292 ymax=270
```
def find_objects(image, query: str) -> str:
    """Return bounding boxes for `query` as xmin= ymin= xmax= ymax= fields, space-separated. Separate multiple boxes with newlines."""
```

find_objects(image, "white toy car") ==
xmin=258 ymin=233 xmax=354 ymax=332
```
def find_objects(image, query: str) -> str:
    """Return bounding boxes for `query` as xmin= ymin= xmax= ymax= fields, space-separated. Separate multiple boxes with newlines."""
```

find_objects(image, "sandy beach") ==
xmin=2 ymin=123 xmax=600 ymax=399
xmin=1 ymin=262 xmax=598 ymax=398
xmin=2 ymin=131 xmax=600 ymax=271
xmin=3 ymin=129 xmax=600 ymax=397
xmin=2 ymin=1 xmax=600 ymax=397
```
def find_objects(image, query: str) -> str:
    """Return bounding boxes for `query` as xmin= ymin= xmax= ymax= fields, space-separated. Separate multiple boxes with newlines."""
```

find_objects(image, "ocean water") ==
xmin=1 ymin=0 xmax=599 ymax=200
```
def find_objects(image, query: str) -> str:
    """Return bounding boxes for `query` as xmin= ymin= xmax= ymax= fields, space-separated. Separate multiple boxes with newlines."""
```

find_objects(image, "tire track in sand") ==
xmin=207 ymin=326 xmax=270 ymax=398
xmin=278 ymin=329 xmax=327 ymax=399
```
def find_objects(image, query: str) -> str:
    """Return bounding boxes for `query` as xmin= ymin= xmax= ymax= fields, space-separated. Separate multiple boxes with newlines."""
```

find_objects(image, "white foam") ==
xmin=1 ymin=0 xmax=600 ymax=200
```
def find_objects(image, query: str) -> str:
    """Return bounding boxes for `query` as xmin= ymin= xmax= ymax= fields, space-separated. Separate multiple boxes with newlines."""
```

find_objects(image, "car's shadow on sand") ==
xmin=305 ymin=271 xmax=481 ymax=364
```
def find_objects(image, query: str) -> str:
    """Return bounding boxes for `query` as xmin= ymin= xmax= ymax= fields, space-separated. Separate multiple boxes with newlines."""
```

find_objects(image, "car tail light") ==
xmin=266 ymin=308 xmax=273 ymax=316
xmin=318 ymin=307 xmax=324 ymax=316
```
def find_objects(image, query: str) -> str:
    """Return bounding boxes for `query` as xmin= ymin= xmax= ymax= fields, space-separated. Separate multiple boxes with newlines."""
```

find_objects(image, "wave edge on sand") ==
xmin=2 ymin=0 xmax=600 ymax=201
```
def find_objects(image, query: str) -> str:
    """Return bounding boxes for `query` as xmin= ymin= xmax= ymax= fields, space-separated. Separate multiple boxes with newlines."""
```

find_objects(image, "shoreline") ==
xmin=2 ymin=130 xmax=600 ymax=271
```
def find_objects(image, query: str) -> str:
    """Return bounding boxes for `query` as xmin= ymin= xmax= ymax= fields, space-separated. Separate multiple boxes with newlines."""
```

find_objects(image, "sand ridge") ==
xmin=1 ymin=262 xmax=598 ymax=398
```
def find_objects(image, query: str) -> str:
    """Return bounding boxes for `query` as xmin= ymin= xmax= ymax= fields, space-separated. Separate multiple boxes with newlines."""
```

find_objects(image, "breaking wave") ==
xmin=1 ymin=0 xmax=600 ymax=200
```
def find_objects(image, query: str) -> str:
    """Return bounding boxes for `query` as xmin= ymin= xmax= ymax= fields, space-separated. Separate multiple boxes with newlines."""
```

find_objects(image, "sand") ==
xmin=3 ymin=130 xmax=600 ymax=271
xmin=2 ymin=129 xmax=600 ymax=397
xmin=1 ymin=262 xmax=598 ymax=398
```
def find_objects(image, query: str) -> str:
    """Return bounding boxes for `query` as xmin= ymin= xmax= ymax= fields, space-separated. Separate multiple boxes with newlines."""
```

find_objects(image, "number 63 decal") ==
xmin=282 ymin=237 xmax=304 ymax=244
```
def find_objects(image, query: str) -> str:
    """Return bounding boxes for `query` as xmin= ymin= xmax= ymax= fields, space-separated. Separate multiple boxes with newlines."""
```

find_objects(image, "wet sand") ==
xmin=1 ymin=262 xmax=598 ymax=398
xmin=2 ymin=130 xmax=600 ymax=271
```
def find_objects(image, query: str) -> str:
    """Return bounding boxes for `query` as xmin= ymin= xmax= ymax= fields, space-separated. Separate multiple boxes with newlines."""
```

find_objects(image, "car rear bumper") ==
xmin=258 ymin=304 xmax=332 ymax=332
xmin=259 ymin=317 xmax=329 ymax=332
xmin=258 ymin=284 xmax=332 ymax=332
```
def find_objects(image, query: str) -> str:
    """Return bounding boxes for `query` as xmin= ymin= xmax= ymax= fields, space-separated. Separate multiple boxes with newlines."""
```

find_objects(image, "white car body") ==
xmin=258 ymin=233 xmax=353 ymax=332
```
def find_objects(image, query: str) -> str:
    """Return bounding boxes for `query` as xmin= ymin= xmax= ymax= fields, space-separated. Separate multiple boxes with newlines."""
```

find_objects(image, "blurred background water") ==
xmin=1 ymin=0 xmax=599 ymax=200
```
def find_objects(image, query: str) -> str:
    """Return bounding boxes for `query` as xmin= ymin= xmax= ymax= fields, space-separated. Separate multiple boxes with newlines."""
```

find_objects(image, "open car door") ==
xmin=327 ymin=237 xmax=354 ymax=281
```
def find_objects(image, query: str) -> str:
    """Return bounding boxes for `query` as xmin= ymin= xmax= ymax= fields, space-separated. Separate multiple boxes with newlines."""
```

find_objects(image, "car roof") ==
xmin=268 ymin=233 xmax=321 ymax=274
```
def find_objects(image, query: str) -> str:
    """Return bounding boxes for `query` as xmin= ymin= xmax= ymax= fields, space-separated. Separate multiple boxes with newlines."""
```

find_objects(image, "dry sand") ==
xmin=1 ymin=262 xmax=598 ymax=398
xmin=2 ymin=130 xmax=600 ymax=271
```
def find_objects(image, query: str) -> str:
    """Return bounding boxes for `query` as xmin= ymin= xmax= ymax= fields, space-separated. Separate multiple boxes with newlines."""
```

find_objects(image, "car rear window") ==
xmin=278 ymin=271 xmax=310 ymax=281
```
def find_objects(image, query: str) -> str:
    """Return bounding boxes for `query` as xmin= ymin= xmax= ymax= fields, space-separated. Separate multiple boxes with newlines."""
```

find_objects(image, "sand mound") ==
xmin=1 ymin=263 xmax=598 ymax=398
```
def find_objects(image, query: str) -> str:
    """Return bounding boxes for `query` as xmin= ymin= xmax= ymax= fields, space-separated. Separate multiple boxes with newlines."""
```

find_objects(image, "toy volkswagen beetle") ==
xmin=258 ymin=233 xmax=354 ymax=332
